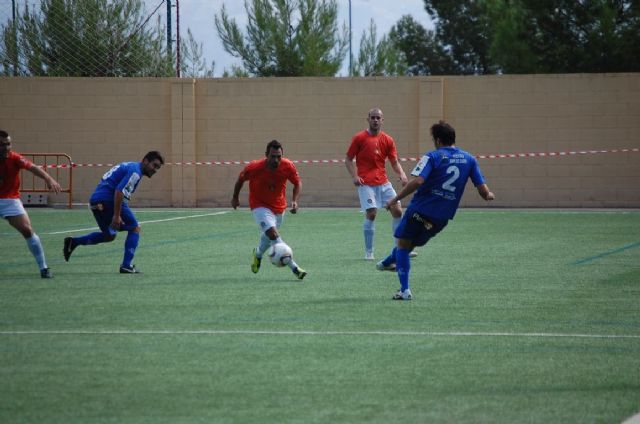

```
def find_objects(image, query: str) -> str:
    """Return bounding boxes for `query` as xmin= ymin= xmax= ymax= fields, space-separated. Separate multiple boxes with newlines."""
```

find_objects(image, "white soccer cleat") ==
xmin=392 ymin=289 xmax=412 ymax=301
xmin=364 ymin=251 xmax=375 ymax=261
xmin=409 ymin=251 xmax=418 ymax=258
xmin=376 ymin=261 xmax=396 ymax=271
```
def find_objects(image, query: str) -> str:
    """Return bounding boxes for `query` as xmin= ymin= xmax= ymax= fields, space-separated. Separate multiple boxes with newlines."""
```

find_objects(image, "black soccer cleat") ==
xmin=63 ymin=237 xmax=77 ymax=262
xmin=119 ymin=265 xmax=141 ymax=274
xmin=40 ymin=268 xmax=53 ymax=279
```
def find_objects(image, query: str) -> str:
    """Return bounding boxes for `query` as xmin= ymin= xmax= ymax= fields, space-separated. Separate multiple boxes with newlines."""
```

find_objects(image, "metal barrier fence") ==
xmin=20 ymin=153 xmax=73 ymax=209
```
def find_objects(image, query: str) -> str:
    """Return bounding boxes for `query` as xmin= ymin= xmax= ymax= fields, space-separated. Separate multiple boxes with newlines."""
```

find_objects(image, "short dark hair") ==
xmin=144 ymin=151 xmax=164 ymax=164
xmin=0 ymin=130 xmax=9 ymax=139
xmin=430 ymin=121 xmax=456 ymax=146
xmin=265 ymin=139 xmax=283 ymax=156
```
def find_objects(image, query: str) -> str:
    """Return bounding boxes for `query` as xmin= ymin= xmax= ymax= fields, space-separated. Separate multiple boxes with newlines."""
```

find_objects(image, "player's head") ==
xmin=0 ymin=130 xmax=11 ymax=159
xmin=430 ymin=121 xmax=456 ymax=147
xmin=367 ymin=108 xmax=384 ymax=134
xmin=265 ymin=139 xmax=283 ymax=169
xmin=141 ymin=150 xmax=164 ymax=177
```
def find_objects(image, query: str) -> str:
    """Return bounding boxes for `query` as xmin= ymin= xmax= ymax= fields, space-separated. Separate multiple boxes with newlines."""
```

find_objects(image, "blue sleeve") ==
xmin=469 ymin=157 xmax=486 ymax=186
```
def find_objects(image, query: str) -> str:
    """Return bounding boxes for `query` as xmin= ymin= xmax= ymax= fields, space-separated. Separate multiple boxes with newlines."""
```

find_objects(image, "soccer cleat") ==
xmin=409 ymin=251 xmax=418 ymax=258
xmin=376 ymin=261 xmax=396 ymax=271
xmin=251 ymin=248 xmax=261 ymax=274
xmin=119 ymin=265 xmax=141 ymax=274
xmin=392 ymin=289 xmax=412 ymax=301
xmin=293 ymin=267 xmax=307 ymax=280
xmin=63 ymin=237 xmax=77 ymax=262
xmin=40 ymin=268 xmax=53 ymax=279
xmin=364 ymin=251 xmax=375 ymax=261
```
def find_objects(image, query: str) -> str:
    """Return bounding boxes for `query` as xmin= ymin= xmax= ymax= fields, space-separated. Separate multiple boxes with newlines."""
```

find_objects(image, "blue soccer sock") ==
xmin=26 ymin=234 xmax=47 ymax=270
xmin=396 ymin=248 xmax=411 ymax=292
xmin=363 ymin=219 xmax=375 ymax=253
xmin=257 ymin=234 xmax=271 ymax=258
xmin=74 ymin=232 xmax=107 ymax=245
xmin=122 ymin=231 xmax=139 ymax=268
xmin=381 ymin=247 xmax=397 ymax=267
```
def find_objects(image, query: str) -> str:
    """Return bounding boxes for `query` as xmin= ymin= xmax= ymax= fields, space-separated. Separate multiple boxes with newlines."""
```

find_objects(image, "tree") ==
xmin=483 ymin=0 xmax=640 ymax=73
xmin=388 ymin=15 xmax=456 ymax=75
xmin=352 ymin=19 xmax=407 ymax=76
xmin=0 ymin=0 xmax=173 ymax=77
xmin=180 ymin=29 xmax=215 ymax=77
xmin=422 ymin=0 xmax=499 ymax=74
xmin=214 ymin=0 xmax=348 ymax=77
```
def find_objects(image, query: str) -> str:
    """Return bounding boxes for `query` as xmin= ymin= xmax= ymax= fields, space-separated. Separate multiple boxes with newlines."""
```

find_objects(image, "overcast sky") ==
xmin=178 ymin=0 xmax=434 ymax=76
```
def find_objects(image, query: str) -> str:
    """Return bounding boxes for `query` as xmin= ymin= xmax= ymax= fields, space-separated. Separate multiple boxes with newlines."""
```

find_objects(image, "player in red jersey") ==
xmin=232 ymin=140 xmax=307 ymax=280
xmin=345 ymin=108 xmax=413 ymax=261
xmin=0 ymin=130 xmax=61 ymax=278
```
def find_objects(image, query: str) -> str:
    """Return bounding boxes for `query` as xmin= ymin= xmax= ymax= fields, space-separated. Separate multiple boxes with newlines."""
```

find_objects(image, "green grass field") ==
xmin=1 ymin=207 xmax=639 ymax=423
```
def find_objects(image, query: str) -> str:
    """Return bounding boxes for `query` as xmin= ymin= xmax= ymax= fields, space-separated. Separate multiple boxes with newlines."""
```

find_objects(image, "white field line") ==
xmin=46 ymin=211 xmax=229 ymax=235
xmin=0 ymin=330 xmax=639 ymax=339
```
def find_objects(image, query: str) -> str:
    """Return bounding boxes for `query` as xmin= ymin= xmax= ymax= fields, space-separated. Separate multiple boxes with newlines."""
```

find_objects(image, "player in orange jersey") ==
xmin=345 ymin=108 xmax=414 ymax=261
xmin=231 ymin=139 xmax=307 ymax=280
xmin=0 ymin=130 xmax=61 ymax=278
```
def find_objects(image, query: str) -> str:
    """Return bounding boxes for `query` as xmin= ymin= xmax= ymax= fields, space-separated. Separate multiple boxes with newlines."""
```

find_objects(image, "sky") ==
xmin=176 ymin=0 xmax=434 ymax=76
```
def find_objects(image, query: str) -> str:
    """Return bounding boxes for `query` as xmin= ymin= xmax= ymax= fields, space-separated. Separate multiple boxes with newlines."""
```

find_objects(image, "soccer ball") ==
xmin=268 ymin=242 xmax=293 ymax=267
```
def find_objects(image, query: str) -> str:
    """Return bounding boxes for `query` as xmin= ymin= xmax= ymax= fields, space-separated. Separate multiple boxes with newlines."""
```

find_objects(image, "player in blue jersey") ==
xmin=376 ymin=121 xmax=495 ymax=300
xmin=63 ymin=151 xmax=164 ymax=273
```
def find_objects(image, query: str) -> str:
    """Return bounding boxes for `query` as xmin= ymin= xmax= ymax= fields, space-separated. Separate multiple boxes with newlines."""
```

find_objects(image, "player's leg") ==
xmin=384 ymin=183 xmax=417 ymax=259
xmin=393 ymin=238 xmax=413 ymax=300
xmin=119 ymin=205 xmax=140 ymax=273
xmin=5 ymin=205 xmax=51 ymax=278
xmin=251 ymin=208 xmax=282 ymax=273
xmin=358 ymin=185 xmax=377 ymax=260
xmin=65 ymin=202 xmax=117 ymax=261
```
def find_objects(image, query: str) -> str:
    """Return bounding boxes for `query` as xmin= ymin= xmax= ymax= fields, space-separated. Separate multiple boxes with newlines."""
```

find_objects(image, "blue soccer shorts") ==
xmin=394 ymin=208 xmax=447 ymax=247
xmin=90 ymin=201 xmax=139 ymax=237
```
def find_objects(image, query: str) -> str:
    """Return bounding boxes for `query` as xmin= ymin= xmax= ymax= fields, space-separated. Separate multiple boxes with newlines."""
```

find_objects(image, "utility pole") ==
xmin=349 ymin=0 xmax=352 ymax=76
xmin=12 ymin=0 xmax=17 ymax=76
xmin=176 ymin=0 xmax=181 ymax=77
xmin=166 ymin=0 xmax=172 ymax=57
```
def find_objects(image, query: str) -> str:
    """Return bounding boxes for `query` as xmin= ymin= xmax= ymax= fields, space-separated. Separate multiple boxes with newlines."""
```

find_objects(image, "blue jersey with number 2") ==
xmin=408 ymin=147 xmax=485 ymax=222
xmin=90 ymin=162 xmax=142 ymax=203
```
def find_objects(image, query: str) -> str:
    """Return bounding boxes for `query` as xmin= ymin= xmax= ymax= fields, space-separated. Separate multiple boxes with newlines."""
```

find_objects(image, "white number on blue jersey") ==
xmin=411 ymin=154 xmax=429 ymax=176
xmin=442 ymin=166 xmax=460 ymax=192
xmin=101 ymin=164 xmax=121 ymax=181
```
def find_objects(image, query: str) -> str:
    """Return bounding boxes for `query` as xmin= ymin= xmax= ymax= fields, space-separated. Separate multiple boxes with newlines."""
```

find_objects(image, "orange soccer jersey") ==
xmin=346 ymin=130 xmax=398 ymax=186
xmin=0 ymin=151 xmax=33 ymax=199
xmin=239 ymin=157 xmax=301 ymax=214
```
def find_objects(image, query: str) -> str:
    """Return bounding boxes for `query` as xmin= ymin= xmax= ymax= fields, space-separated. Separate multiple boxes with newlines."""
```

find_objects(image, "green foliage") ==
xmin=389 ymin=15 xmax=456 ymax=75
xmin=180 ymin=29 xmax=215 ymax=78
xmin=352 ymin=19 xmax=408 ymax=76
xmin=422 ymin=0 xmax=499 ymax=74
xmin=0 ymin=0 xmax=175 ymax=77
xmin=215 ymin=0 xmax=348 ymax=76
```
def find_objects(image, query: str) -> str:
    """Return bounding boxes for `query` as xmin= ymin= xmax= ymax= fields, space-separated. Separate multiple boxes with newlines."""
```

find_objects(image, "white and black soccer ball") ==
xmin=268 ymin=242 xmax=293 ymax=267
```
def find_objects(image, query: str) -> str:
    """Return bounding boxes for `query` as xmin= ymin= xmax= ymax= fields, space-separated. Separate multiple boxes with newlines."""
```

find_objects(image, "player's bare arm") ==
xmin=290 ymin=182 xmax=301 ymax=213
xmin=28 ymin=164 xmax=61 ymax=194
xmin=344 ymin=156 xmax=362 ymax=186
xmin=231 ymin=178 xmax=244 ymax=209
xmin=385 ymin=176 xmax=424 ymax=210
xmin=111 ymin=191 xmax=125 ymax=230
xmin=389 ymin=157 xmax=408 ymax=187
xmin=477 ymin=183 xmax=495 ymax=201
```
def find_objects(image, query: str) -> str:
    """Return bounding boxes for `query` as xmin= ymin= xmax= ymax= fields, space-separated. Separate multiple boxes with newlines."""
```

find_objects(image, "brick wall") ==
xmin=1 ymin=74 xmax=638 ymax=208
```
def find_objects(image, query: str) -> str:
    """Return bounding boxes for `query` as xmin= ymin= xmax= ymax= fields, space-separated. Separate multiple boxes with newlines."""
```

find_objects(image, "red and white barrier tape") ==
xmin=42 ymin=147 xmax=639 ymax=169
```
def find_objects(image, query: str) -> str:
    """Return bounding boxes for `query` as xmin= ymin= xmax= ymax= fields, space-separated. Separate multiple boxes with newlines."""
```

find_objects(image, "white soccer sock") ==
xmin=363 ymin=219 xmax=375 ymax=253
xmin=26 ymin=234 xmax=47 ymax=270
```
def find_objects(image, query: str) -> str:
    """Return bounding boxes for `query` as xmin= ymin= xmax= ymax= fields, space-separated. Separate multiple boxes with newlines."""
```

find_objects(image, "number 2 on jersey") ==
xmin=442 ymin=165 xmax=460 ymax=192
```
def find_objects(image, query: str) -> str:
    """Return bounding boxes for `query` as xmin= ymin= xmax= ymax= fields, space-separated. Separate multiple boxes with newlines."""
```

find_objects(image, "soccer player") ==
xmin=345 ymin=107 xmax=412 ymax=261
xmin=231 ymin=139 xmax=307 ymax=280
xmin=1 ymin=130 xmax=62 ymax=278
xmin=63 ymin=151 xmax=164 ymax=273
xmin=377 ymin=121 xmax=495 ymax=300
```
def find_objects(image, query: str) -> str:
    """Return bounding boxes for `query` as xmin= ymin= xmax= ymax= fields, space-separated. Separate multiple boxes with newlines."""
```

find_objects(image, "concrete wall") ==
xmin=1 ymin=74 xmax=639 ymax=208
